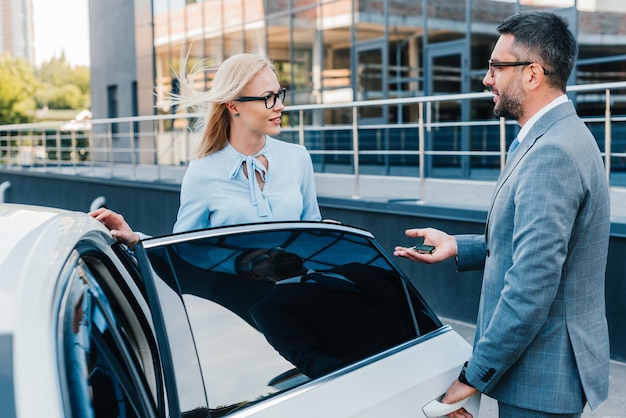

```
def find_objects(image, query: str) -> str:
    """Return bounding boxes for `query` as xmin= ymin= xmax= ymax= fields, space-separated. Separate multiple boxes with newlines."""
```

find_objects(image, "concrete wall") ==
xmin=1 ymin=169 xmax=625 ymax=362
xmin=89 ymin=0 xmax=138 ymax=121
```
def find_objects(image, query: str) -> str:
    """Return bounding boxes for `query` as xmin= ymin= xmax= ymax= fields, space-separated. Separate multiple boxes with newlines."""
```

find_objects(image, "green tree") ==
xmin=45 ymin=84 xmax=83 ymax=109
xmin=0 ymin=53 xmax=40 ymax=124
xmin=69 ymin=65 xmax=90 ymax=108
xmin=36 ymin=52 xmax=90 ymax=110
xmin=69 ymin=65 xmax=90 ymax=95
xmin=38 ymin=52 xmax=72 ymax=85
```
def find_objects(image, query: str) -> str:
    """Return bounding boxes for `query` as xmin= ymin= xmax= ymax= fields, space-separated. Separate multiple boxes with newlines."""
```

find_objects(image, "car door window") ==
xmin=57 ymin=250 xmax=164 ymax=418
xmin=140 ymin=225 xmax=441 ymax=416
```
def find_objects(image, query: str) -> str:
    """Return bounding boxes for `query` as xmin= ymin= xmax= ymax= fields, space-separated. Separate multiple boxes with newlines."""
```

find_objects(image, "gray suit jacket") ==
xmin=456 ymin=101 xmax=610 ymax=412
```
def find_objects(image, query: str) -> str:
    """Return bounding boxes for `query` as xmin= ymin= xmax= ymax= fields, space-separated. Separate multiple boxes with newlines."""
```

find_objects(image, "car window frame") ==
xmin=56 ymin=243 xmax=165 ymax=417
xmin=134 ymin=243 xmax=210 ymax=418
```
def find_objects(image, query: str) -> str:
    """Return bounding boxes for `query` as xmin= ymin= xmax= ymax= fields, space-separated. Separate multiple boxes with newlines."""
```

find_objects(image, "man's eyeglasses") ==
xmin=247 ymin=247 xmax=285 ymax=272
xmin=487 ymin=60 xmax=552 ymax=78
xmin=236 ymin=88 xmax=286 ymax=109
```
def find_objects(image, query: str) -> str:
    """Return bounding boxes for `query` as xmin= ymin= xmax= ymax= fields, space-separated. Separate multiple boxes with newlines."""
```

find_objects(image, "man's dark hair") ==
xmin=497 ymin=11 xmax=577 ymax=92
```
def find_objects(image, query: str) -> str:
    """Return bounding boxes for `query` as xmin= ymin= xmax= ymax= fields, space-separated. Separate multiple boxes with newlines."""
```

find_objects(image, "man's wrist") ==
xmin=458 ymin=361 xmax=474 ymax=388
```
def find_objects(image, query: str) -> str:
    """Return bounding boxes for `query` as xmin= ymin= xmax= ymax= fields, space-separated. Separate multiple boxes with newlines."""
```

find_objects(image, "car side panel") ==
xmin=231 ymin=329 xmax=478 ymax=418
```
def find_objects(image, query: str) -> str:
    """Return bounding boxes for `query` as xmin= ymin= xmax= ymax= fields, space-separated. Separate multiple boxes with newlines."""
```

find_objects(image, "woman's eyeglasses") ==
xmin=236 ymin=88 xmax=286 ymax=109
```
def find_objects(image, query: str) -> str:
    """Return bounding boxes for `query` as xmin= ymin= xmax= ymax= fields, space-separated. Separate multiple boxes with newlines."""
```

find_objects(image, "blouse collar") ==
xmin=227 ymin=139 xmax=270 ymax=217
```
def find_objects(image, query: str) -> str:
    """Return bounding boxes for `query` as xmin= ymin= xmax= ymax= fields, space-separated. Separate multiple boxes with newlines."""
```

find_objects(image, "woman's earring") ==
xmin=234 ymin=113 xmax=240 ymax=118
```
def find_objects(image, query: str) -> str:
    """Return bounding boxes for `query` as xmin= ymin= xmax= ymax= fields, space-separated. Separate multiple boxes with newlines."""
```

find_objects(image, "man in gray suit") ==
xmin=394 ymin=11 xmax=610 ymax=418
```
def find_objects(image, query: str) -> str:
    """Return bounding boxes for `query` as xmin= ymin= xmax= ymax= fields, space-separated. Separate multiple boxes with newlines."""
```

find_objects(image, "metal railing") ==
xmin=1 ymin=81 xmax=625 ymax=202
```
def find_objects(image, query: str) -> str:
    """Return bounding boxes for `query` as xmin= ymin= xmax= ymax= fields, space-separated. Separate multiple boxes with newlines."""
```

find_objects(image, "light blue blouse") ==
xmin=173 ymin=136 xmax=321 ymax=232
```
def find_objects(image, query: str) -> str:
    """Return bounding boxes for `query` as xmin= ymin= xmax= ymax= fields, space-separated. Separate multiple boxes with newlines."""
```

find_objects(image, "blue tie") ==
xmin=507 ymin=138 xmax=520 ymax=161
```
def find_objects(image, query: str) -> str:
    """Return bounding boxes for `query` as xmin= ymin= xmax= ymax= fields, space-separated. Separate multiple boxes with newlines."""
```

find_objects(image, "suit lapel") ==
xmin=484 ymin=101 xmax=577 ymax=237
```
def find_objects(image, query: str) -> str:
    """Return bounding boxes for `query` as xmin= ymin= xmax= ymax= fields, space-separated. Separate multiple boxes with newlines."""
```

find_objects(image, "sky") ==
xmin=32 ymin=0 xmax=90 ymax=67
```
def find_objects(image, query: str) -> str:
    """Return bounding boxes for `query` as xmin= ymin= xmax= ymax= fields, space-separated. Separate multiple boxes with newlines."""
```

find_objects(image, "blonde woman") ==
xmin=91 ymin=53 xmax=321 ymax=246
xmin=173 ymin=52 xmax=321 ymax=232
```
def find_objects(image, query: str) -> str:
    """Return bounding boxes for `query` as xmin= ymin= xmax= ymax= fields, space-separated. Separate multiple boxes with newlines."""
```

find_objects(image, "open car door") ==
xmin=134 ymin=221 xmax=480 ymax=417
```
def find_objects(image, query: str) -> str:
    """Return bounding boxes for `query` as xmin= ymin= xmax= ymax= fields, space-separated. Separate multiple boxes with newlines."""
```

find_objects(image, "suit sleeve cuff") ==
xmin=455 ymin=234 xmax=487 ymax=271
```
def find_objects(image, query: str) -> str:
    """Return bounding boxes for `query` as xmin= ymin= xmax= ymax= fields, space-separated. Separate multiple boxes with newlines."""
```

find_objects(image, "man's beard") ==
xmin=493 ymin=81 xmax=525 ymax=120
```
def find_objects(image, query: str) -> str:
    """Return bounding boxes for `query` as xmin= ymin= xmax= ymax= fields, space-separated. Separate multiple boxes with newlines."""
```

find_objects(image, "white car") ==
xmin=1 ymin=203 xmax=480 ymax=418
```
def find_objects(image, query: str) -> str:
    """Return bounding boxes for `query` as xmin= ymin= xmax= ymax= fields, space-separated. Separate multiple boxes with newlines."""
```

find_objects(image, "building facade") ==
xmin=89 ymin=0 xmax=626 ymax=119
xmin=87 ymin=0 xmax=626 ymax=166
xmin=0 ymin=0 xmax=34 ymax=63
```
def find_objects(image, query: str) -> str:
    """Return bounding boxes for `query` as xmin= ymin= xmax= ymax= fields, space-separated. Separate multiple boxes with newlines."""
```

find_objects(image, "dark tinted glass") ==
xmin=144 ymin=225 xmax=441 ymax=414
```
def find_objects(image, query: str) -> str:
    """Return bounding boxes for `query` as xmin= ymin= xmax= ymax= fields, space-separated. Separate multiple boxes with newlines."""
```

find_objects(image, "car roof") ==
xmin=1 ymin=204 xmax=120 ymax=417
xmin=0 ymin=203 xmax=113 ymax=332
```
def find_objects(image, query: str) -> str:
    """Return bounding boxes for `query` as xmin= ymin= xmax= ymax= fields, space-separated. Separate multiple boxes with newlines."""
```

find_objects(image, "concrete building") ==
xmin=0 ymin=0 xmax=34 ymax=64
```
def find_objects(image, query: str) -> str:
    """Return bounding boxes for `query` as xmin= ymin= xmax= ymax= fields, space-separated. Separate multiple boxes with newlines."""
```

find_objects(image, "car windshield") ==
xmin=140 ymin=223 xmax=441 ymax=416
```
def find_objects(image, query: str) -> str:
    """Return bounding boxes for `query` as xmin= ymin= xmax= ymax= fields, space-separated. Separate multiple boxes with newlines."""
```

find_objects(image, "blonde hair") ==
xmin=173 ymin=53 xmax=278 ymax=158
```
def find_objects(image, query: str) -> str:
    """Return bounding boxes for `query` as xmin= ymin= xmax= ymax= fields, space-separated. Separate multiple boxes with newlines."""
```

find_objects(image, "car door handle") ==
xmin=422 ymin=395 xmax=472 ymax=417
